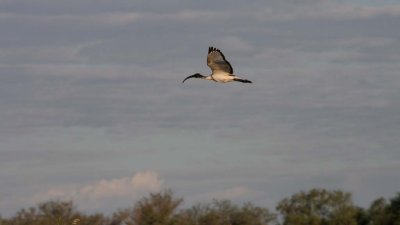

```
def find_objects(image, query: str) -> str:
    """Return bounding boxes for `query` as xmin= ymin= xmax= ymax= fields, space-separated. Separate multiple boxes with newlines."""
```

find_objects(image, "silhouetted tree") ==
xmin=354 ymin=207 xmax=369 ymax=225
xmin=368 ymin=197 xmax=390 ymax=225
xmin=387 ymin=193 xmax=400 ymax=225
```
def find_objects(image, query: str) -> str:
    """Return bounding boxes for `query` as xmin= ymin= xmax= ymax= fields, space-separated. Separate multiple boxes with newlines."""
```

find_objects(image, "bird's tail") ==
xmin=233 ymin=78 xmax=252 ymax=83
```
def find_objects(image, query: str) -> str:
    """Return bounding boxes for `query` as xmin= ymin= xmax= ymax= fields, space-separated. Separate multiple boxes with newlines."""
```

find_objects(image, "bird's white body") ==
xmin=182 ymin=46 xmax=252 ymax=84
xmin=207 ymin=72 xmax=237 ymax=83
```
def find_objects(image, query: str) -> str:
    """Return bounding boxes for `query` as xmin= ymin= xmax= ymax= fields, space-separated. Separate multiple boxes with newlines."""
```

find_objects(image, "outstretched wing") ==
xmin=207 ymin=46 xmax=233 ymax=74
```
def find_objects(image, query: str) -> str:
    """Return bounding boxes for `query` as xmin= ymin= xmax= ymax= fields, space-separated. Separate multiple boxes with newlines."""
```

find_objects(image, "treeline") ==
xmin=1 ymin=188 xmax=399 ymax=225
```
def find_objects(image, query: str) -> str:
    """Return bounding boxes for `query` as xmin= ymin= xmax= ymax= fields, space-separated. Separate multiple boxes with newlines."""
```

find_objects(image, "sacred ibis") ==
xmin=182 ymin=46 xmax=252 ymax=84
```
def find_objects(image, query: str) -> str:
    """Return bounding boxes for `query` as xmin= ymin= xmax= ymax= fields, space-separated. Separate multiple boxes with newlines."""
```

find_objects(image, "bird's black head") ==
xmin=182 ymin=73 xmax=205 ymax=83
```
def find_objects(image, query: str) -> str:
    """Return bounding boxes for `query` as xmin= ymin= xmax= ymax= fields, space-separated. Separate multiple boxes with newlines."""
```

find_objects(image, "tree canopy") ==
xmin=276 ymin=188 xmax=357 ymax=225
xmin=1 ymin=189 xmax=400 ymax=225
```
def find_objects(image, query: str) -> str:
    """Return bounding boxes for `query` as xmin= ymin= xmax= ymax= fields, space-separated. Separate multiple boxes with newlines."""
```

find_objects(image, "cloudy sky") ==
xmin=1 ymin=0 xmax=400 ymax=216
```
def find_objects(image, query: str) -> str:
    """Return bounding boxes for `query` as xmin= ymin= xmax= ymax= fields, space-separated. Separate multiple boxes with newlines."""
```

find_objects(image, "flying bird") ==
xmin=182 ymin=46 xmax=252 ymax=84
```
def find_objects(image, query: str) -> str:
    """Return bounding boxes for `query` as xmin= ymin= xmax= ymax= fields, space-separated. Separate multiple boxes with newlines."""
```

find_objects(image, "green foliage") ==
xmin=366 ymin=193 xmax=400 ymax=225
xmin=1 ymin=200 xmax=108 ymax=225
xmin=182 ymin=200 xmax=276 ymax=225
xmin=368 ymin=197 xmax=390 ymax=225
xmin=354 ymin=207 xmax=369 ymax=225
xmin=388 ymin=193 xmax=400 ymax=225
xmin=0 ymin=200 xmax=77 ymax=225
xmin=2 ymin=189 xmax=400 ymax=225
xmin=132 ymin=190 xmax=183 ymax=225
xmin=276 ymin=188 xmax=358 ymax=225
xmin=110 ymin=189 xmax=183 ymax=225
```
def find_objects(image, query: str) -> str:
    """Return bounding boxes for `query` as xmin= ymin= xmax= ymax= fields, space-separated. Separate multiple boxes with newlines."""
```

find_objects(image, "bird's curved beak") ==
xmin=182 ymin=74 xmax=202 ymax=83
xmin=182 ymin=75 xmax=194 ymax=83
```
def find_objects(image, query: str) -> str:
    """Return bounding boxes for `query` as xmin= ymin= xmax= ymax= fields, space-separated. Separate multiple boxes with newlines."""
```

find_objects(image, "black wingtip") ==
xmin=233 ymin=78 xmax=252 ymax=83
xmin=208 ymin=46 xmax=220 ymax=54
